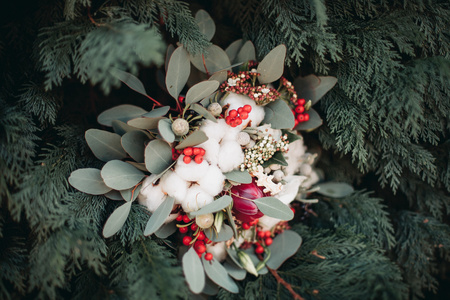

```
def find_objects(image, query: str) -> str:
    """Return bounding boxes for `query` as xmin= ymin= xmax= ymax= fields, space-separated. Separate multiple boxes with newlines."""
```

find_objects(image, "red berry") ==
xmin=238 ymin=107 xmax=243 ymax=114
xmin=294 ymin=119 xmax=299 ymax=127
xmin=235 ymin=117 xmax=242 ymax=125
xmin=193 ymin=147 xmax=201 ymax=155
xmin=242 ymin=223 xmax=250 ymax=230
xmin=183 ymin=215 xmax=191 ymax=223
xmin=195 ymin=242 xmax=206 ymax=254
xmin=183 ymin=156 xmax=192 ymax=164
xmin=226 ymin=116 xmax=233 ymax=124
xmin=178 ymin=96 xmax=185 ymax=102
xmin=297 ymin=114 xmax=305 ymax=122
xmin=265 ymin=237 xmax=273 ymax=246
xmin=291 ymin=207 xmax=296 ymax=214
xmin=304 ymin=113 xmax=310 ymax=121
xmin=298 ymin=98 xmax=306 ymax=106
xmin=243 ymin=105 xmax=252 ymax=112
xmin=183 ymin=147 xmax=193 ymax=156
xmin=295 ymin=106 xmax=305 ymax=114
xmin=204 ymin=238 xmax=212 ymax=244
xmin=199 ymin=148 xmax=206 ymax=156
xmin=255 ymin=246 xmax=264 ymax=254
xmin=205 ymin=252 xmax=213 ymax=261
xmin=229 ymin=109 xmax=238 ymax=118
xmin=176 ymin=215 xmax=183 ymax=222
xmin=230 ymin=120 xmax=237 ymax=127
xmin=182 ymin=236 xmax=192 ymax=246
xmin=190 ymin=223 xmax=198 ymax=231
xmin=264 ymin=231 xmax=271 ymax=238
xmin=194 ymin=155 xmax=203 ymax=164
xmin=179 ymin=226 xmax=188 ymax=234
xmin=258 ymin=231 xmax=266 ymax=239
xmin=196 ymin=231 xmax=206 ymax=240
xmin=239 ymin=111 xmax=248 ymax=120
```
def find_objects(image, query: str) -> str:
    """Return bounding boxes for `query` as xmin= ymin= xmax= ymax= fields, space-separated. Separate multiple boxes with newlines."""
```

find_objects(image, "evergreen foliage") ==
xmin=1 ymin=0 xmax=449 ymax=299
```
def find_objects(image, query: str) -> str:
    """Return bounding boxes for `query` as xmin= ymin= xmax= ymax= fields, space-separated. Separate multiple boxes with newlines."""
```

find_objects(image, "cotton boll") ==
xmin=197 ymin=165 xmax=226 ymax=196
xmin=258 ymin=215 xmax=281 ymax=231
xmin=174 ymin=155 xmax=210 ymax=182
xmin=197 ymin=138 xmax=220 ymax=165
xmin=217 ymin=140 xmax=245 ymax=173
xmin=222 ymin=125 xmax=241 ymax=141
xmin=181 ymin=185 xmax=214 ymax=213
xmin=138 ymin=176 xmax=166 ymax=212
xmin=221 ymin=93 xmax=265 ymax=128
xmin=275 ymin=175 xmax=307 ymax=205
xmin=206 ymin=242 xmax=227 ymax=262
xmin=160 ymin=170 xmax=189 ymax=204
xmin=200 ymin=119 xmax=228 ymax=141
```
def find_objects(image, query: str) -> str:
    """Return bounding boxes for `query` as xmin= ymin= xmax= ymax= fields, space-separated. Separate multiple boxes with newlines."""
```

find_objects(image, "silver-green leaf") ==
xmin=85 ymin=129 xmax=127 ymax=162
xmin=175 ymin=130 xmax=208 ymax=150
xmin=186 ymin=80 xmax=220 ymax=104
xmin=144 ymin=196 xmax=175 ymax=236
xmin=166 ymin=46 xmax=190 ymax=99
xmin=224 ymin=170 xmax=252 ymax=184
xmin=315 ymin=182 xmax=354 ymax=198
xmin=261 ymin=99 xmax=295 ymax=129
xmin=236 ymin=40 xmax=256 ymax=64
xmin=144 ymin=139 xmax=173 ymax=174
xmin=257 ymin=45 xmax=286 ymax=84
xmin=119 ymin=184 xmax=142 ymax=202
xmin=101 ymin=160 xmax=145 ymax=190
xmin=294 ymin=108 xmax=323 ymax=131
xmin=121 ymin=130 xmax=149 ymax=163
xmin=190 ymin=195 xmax=232 ymax=216
xmin=102 ymin=201 xmax=132 ymax=238
xmin=195 ymin=9 xmax=215 ymax=41
xmin=253 ymin=197 xmax=294 ymax=220
xmin=202 ymin=256 xmax=239 ymax=293
xmin=69 ymin=168 xmax=112 ymax=195
xmin=98 ymin=104 xmax=147 ymax=127
xmin=183 ymin=247 xmax=205 ymax=294
xmin=190 ymin=45 xmax=231 ymax=74
xmin=191 ymin=103 xmax=217 ymax=122
xmin=142 ymin=106 xmax=170 ymax=118
xmin=158 ymin=119 xmax=175 ymax=143
xmin=266 ymin=230 xmax=302 ymax=269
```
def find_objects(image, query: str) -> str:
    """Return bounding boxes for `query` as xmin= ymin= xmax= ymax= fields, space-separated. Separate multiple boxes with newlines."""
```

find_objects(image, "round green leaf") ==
xmin=183 ymin=247 xmax=206 ymax=294
xmin=97 ymin=104 xmax=147 ymax=126
xmin=110 ymin=69 xmax=148 ymax=98
xmin=224 ymin=170 xmax=252 ymax=184
xmin=195 ymin=9 xmax=215 ymax=41
xmin=175 ymin=130 xmax=208 ymax=150
xmin=257 ymin=45 xmax=286 ymax=84
xmin=102 ymin=201 xmax=132 ymax=238
xmin=166 ymin=46 xmax=190 ymax=99
xmin=144 ymin=196 xmax=175 ymax=236
xmin=294 ymin=108 xmax=322 ymax=131
xmin=261 ymin=99 xmax=295 ymax=129
xmin=165 ymin=44 xmax=175 ymax=71
xmin=190 ymin=45 xmax=231 ymax=74
xmin=85 ymin=129 xmax=127 ymax=162
xmin=315 ymin=182 xmax=354 ymax=198
xmin=186 ymin=80 xmax=220 ymax=104
xmin=236 ymin=40 xmax=256 ymax=63
xmin=225 ymin=39 xmax=244 ymax=63
xmin=224 ymin=260 xmax=246 ymax=280
xmin=158 ymin=119 xmax=175 ymax=143
xmin=104 ymin=190 xmax=123 ymax=201
xmin=69 ymin=168 xmax=112 ymax=195
xmin=202 ymin=256 xmax=239 ymax=293
xmin=121 ymin=130 xmax=149 ymax=163
xmin=155 ymin=222 xmax=177 ymax=239
xmin=101 ymin=160 xmax=145 ymax=190
xmin=119 ymin=184 xmax=142 ymax=202
xmin=144 ymin=139 xmax=173 ymax=174
xmin=294 ymin=75 xmax=337 ymax=105
xmin=209 ymin=70 xmax=228 ymax=84
xmin=253 ymin=197 xmax=294 ymax=220
xmin=191 ymin=103 xmax=217 ymax=122
xmin=142 ymin=106 xmax=170 ymax=118
xmin=112 ymin=120 xmax=140 ymax=136
xmin=190 ymin=195 xmax=232 ymax=217
xmin=128 ymin=117 xmax=163 ymax=129
xmin=204 ymin=224 xmax=233 ymax=242
xmin=266 ymin=230 xmax=302 ymax=269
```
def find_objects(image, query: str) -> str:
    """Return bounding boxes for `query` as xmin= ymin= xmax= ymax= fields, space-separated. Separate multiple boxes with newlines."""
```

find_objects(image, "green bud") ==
xmin=214 ymin=211 xmax=224 ymax=233
xmin=237 ymin=251 xmax=258 ymax=277
xmin=304 ymin=100 xmax=312 ymax=111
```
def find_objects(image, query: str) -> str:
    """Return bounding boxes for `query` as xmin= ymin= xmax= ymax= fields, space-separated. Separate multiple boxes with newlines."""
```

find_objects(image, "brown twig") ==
xmin=202 ymin=54 xmax=210 ymax=77
xmin=267 ymin=266 xmax=305 ymax=300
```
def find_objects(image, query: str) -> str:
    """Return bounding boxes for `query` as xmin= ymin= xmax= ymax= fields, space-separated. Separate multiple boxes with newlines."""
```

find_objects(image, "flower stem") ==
xmin=267 ymin=266 xmax=305 ymax=300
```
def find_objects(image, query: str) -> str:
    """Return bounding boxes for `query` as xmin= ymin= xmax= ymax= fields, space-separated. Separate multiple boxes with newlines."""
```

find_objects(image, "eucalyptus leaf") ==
xmin=209 ymin=70 xmax=228 ymax=84
xmin=190 ymin=195 xmax=232 ymax=216
xmin=126 ymin=161 xmax=148 ymax=172
xmin=127 ymin=117 xmax=163 ymax=129
xmin=165 ymin=44 xmax=175 ymax=71
xmin=186 ymin=80 xmax=220 ymax=104
xmin=243 ymin=249 xmax=268 ymax=275
xmin=262 ymin=151 xmax=288 ymax=167
xmin=144 ymin=139 xmax=173 ymax=174
xmin=294 ymin=108 xmax=322 ymax=131
xmin=112 ymin=120 xmax=140 ymax=136
xmin=98 ymin=105 xmax=147 ymax=127
xmin=190 ymin=45 xmax=231 ymax=74
xmin=224 ymin=260 xmax=246 ymax=280
xmin=144 ymin=196 xmax=175 ymax=236
xmin=102 ymin=201 xmax=132 ymax=238
xmin=315 ymin=182 xmax=354 ymax=198
xmin=195 ymin=9 xmax=215 ymax=41
xmin=253 ymin=197 xmax=294 ymax=220
xmin=226 ymin=205 xmax=238 ymax=238
xmin=261 ymin=99 xmax=295 ymax=129
xmin=236 ymin=40 xmax=256 ymax=64
xmin=158 ymin=119 xmax=175 ymax=143
xmin=142 ymin=106 xmax=170 ymax=118
xmin=69 ymin=168 xmax=112 ymax=195
xmin=166 ymin=46 xmax=190 ymax=99
xmin=294 ymin=75 xmax=337 ymax=105
xmin=104 ymin=190 xmax=123 ymax=201
xmin=191 ymin=103 xmax=217 ymax=122
xmin=204 ymin=224 xmax=234 ymax=242
xmin=155 ymin=221 xmax=177 ymax=239
xmin=224 ymin=170 xmax=252 ymax=184
xmin=226 ymin=247 xmax=243 ymax=268
xmin=225 ymin=39 xmax=244 ymax=63
xmin=257 ymin=45 xmax=286 ymax=84
xmin=101 ymin=160 xmax=145 ymax=190
xmin=121 ymin=130 xmax=149 ymax=163
xmin=183 ymin=247 xmax=206 ymax=294
xmin=119 ymin=184 xmax=142 ymax=202
xmin=282 ymin=129 xmax=303 ymax=143
xmin=175 ymin=130 xmax=208 ymax=150
xmin=85 ymin=129 xmax=127 ymax=162
xmin=266 ymin=230 xmax=302 ymax=269
xmin=110 ymin=69 xmax=148 ymax=97
xmin=202 ymin=277 xmax=219 ymax=296
xmin=202 ymin=256 xmax=239 ymax=293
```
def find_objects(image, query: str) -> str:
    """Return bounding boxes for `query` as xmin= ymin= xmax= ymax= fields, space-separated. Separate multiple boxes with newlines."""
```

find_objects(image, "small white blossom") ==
xmin=261 ymin=88 xmax=270 ymax=94
xmin=227 ymin=78 xmax=238 ymax=86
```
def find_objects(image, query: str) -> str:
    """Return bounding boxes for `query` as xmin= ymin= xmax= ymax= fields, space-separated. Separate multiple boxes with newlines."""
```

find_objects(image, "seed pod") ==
xmin=171 ymin=118 xmax=189 ymax=136
xmin=196 ymin=213 xmax=214 ymax=229
xmin=237 ymin=251 xmax=258 ymax=276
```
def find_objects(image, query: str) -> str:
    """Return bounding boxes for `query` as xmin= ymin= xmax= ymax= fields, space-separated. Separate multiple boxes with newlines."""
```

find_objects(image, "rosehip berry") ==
xmin=176 ymin=215 xmax=183 ymax=222
xmin=204 ymin=252 xmax=213 ymax=261
xmin=258 ymin=231 xmax=266 ymax=239
xmin=194 ymin=155 xmax=203 ymax=164
xmin=291 ymin=207 xmax=296 ymax=214
xmin=199 ymin=148 xmax=206 ymax=156
xmin=226 ymin=116 xmax=233 ymax=124
xmin=265 ymin=237 xmax=273 ymax=246
xmin=264 ymin=231 xmax=271 ymax=238
xmin=235 ymin=117 xmax=242 ymax=125
xmin=243 ymin=105 xmax=252 ymax=112
xmin=239 ymin=111 xmax=248 ymax=120
xmin=230 ymin=120 xmax=237 ymax=127
xmin=193 ymin=147 xmax=201 ymax=155
xmin=297 ymin=114 xmax=305 ymax=122
xmin=304 ymin=113 xmax=310 ymax=121
xmin=295 ymin=106 xmax=305 ymax=114
xmin=294 ymin=119 xmax=299 ymax=127
xmin=255 ymin=246 xmax=264 ymax=254
xmin=183 ymin=156 xmax=191 ymax=164
xmin=183 ymin=147 xmax=193 ymax=156
xmin=190 ymin=223 xmax=198 ymax=231
xmin=229 ymin=109 xmax=238 ymax=118
xmin=183 ymin=215 xmax=191 ymax=223
xmin=196 ymin=231 xmax=206 ymax=240
xmin=195 ymin=244 xmax=206 ymax=254
xmin=204 ymin=238 xmax=212 ymax=244
xmin=179 ymin=226 xmax=188 ymax=234
xmin=182 ymin=236 xmax=192 ymax=246
xmin=298 ymin=98 xmax=306 ymax=106
xmin=238 ymin=107 xmax=243 ymax=114
xmin=242 ymin=223 xmax=250 ymax=230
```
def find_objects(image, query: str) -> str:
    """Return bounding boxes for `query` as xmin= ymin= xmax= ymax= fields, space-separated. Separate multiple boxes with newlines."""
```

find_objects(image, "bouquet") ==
xmin=69 ymin=11 xmax=338 ymax=296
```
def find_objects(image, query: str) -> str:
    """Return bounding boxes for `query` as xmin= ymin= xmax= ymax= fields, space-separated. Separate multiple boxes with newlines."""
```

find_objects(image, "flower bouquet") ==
xmin=69 ymin=11 xmax=338 ymax=296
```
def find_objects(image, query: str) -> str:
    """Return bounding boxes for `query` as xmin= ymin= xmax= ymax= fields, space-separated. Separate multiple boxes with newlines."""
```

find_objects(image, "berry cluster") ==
xmin=254 ymin=229 xmax=274 ymax=254
xmin=293 ymin=98 xmax=309 ymax=127
xmin=225 ymin=105 xmax=252 ymax=127
xmin=280 ymin=77 xmax=298 ymax=103
xmin=182 ymin=147 xmax=205 ymax=164
xmin=176 ymin=213 xmax=214 ymax=260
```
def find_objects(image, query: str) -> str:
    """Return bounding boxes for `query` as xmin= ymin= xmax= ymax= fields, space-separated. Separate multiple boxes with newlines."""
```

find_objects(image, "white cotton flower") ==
xmin=222 ymin=125 xmax=241 ymax=141
xmin=181 ymin=185 xmax=214 ymax=213
xmin=275 ymin=175 xmax=307 ymax=205
xmin=200 ymin=119 xmax=228 ymax=141
xmin=299 ymin=164 xmax=312 ymax=176
xmin=160 ymin=170 xmax=189 ymax=204
xmin=258 ymin=215 xmax=282 ymax=231
xmin=138 ymin=175 xmax=166 ymax=212
xmin=221 ymin=93 xmax=265 ymax=128
xmin=217 ymin=140 xmax=245 ymax=173
xmin=301 ymin=168 xmax=320 ymax=188
xmin=174 ymin=155 xmax=210 ymax=182
xmin=197 ymin=165 xmax=226 ymax=196
xmin=197 ymin=138 xmax=220 ymax=165
xmin=206 ymin=242 xmax=228 ymax=262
